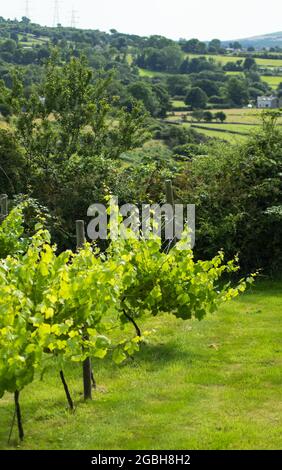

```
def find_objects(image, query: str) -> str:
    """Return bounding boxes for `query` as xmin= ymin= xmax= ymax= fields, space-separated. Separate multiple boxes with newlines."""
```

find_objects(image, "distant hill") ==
xmin=223 ymin=32 xmax=282 ymax=49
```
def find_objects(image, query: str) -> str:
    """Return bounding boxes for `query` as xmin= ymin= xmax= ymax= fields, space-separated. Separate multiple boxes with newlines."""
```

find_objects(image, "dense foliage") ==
xmin=0 ymin=206 xmax=252 ymax=439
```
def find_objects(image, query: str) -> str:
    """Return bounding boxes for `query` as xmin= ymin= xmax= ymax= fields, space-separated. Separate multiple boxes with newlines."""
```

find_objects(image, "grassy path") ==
xmin=0 ymin=280 xmax=281 ymax=450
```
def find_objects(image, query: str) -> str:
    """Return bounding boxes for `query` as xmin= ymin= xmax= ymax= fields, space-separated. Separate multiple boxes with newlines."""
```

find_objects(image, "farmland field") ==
xmin=171 ymin=100 xmax=187 ymax=108
xmin=0 ymin=281 xmax=281 ymax=450
xmin=169 ymin=108 xmax=282 ymax=124
xmin=187 ymin=54 xmax=282 ymax=68
xmin=261 ymin=75 xmax=282 ymax=89
xmin=138 ymin=68 xmax=167 ymax=78
xmin=165 ymin=108 xmax=282 ymax=142
xmin=187 ymin=125 xmax=248 ymax=142
xmin=191 ymin=123 xmax=259 ymax=134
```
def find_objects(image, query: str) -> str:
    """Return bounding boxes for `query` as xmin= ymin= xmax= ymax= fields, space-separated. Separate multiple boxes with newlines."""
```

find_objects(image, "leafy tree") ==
xmin=180 ymin=38 xmax=207 ymax=54
xmin=277 ymin=82 xmax=282 ymax=98
xmin=208 ymin=39 xmax=221 ymax=54
xmin=229 ymin=41 xmax=242 ymax=50
xmin=203 ymin=111 xmax=213 ymax=122
xmin=185 ymin=87 xmax=208 ymax=109
xmin=0 ymin=39 xmax=17 ymax=54
xmin=214 ymin=111 xmax=227 ymax=123
xmin=243 ymin=57 xmax=257 ymax=71
xmin=226 ymin=77 xmax=249 ymax=106
xmin=3 ymin=55 xmax=150 ymax=245
xmin=193 ymin=79 xmax=219 ymax=97
xmin=191 ymin=109 xmax=204 ymax=121
xmin=166 ymin=75 xmax=190 ymax=97
xmin=178 ymin=112 xmax=282 ymax=272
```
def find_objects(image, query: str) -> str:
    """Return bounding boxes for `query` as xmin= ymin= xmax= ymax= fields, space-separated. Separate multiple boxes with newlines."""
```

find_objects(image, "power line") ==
xmin=70 ymin=8 xmax=79 ymax=28
xmin=53 ymin=0 xmax=61 ymax=27
xmin=25 ymin=0 xmax=30 ymax=19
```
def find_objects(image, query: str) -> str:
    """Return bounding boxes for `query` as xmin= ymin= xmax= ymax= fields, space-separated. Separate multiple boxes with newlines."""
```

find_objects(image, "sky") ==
xmin=1 ymin=0 xmax=282 ymax=41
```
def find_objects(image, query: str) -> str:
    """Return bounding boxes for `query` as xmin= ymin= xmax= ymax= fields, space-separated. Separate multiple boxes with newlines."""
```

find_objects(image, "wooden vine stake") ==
xmin=0 ymin=194 xmax=8 ymax=224
xmin=165 ymin=180 xmax=176 ymax=250
xmin=14 ymin=390 xmax=24 ymax=441
xmin=76 ymin=220 xmax=93 ymax=400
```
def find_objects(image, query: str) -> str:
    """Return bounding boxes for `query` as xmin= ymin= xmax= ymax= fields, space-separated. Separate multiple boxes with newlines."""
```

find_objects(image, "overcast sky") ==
xmin=1 ymin=0 xmax=282 ymax=41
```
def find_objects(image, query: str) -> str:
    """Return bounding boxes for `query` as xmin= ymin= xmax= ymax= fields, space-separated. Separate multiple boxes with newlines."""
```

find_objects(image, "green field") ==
xmin=192 ymin=123 xmax=259 ymax=133
xmin=261 ymin=75 xmax=282 ymax=89
xmin=18 ymin=33 xmax=49 ymax=46
xmin=171 ymin=100 xmax=187 ymax=108
xmin=187 ymin=54 xmax=282 ymax=68
xmin=139 ymin=68 xmax=167 ymax=78
xmin=1 ymin=281 xmax=281 ymax=450
xmin=166 ymin=108 xmax=282 ymax=142
xmin=188 ymin=125 xmax=248 ymax=143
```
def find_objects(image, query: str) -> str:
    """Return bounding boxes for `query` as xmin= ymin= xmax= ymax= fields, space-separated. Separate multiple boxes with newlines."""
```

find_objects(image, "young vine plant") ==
xmin=0 ymin=204 xmax=255 ymax=441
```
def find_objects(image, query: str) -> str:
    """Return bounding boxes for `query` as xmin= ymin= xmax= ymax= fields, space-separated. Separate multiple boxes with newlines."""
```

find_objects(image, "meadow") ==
xmin=261 ymin=75 xmax=282 ymax=89
xmin=0 ymin=280 xmax=281 ymax=450
xmin=166 ymin=107 xmax=282 ymax=142
xmin=187 ymin=54 xmax=282 ymax=68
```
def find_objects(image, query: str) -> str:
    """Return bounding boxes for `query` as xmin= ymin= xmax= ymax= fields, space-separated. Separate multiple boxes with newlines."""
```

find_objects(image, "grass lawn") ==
xmin=138 ymin=68 xmax=168 ymax=78
xmin=205 ymin=108 xmax=282 ymax=125
xmin=0 ymin=280 xmax=281 ymax=450
xmin=188 ymin=126 xmax=248 ymax=143
xmin=187 ymin=54 xmax=282 ymax=68
xmin=192 ymin=123 xmax=259 ymax=134
xmin=168 ymin=108 xmax=269 ymax=125
xmin=261 ymin=75 xmax=282 ymax=89
xmin=171 ymin=100 xmax=187 ymax=109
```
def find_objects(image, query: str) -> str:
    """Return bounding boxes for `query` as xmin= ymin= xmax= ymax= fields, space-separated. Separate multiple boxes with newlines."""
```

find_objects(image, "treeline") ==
xmin=0 ymin=56 xmax=281 ymax=273
xmin=0 ymin=17 xmax=280 ymax=117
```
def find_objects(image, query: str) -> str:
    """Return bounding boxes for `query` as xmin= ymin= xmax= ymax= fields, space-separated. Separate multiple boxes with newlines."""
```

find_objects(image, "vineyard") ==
xmin=0 ymin=198 xmax=253 ymax=445
xmin=0 ymin=17 xmax=281 ymax=452
xmin=1 ymin=276 xmax=281 ymax=450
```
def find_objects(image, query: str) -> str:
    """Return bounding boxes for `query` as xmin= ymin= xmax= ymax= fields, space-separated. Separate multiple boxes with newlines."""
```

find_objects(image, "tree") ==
xmin=185 ymin=87 xmax=208 ymax=109
xmin=277 ymin=82 xmax=282 ymax=98
xmin=128 ymin=81 xmax=170 ymax=117
xmin=0 ymin=39 xmax=17 ymax=54
xmin=180 ymin=38 xmax=207 ymax=54
xmin=5 ymin=55 xmax=150 ymax=246
xmin=226 ymin=77 xmax=249 ymax=106
xmin=208 ymin=39 xmax=221 ymax=54
xmin=229 ymin=41 xmax=242 ymax=50
xmin=179 ymin=112 xmax=282 ymax=272
xmin=193 ymin=79 xmax=220 ymax=97
xmin=203 ymin=111 xmax=214 ymax=122
xmin=243 ymin=57 xmax=257 ymax=71
xmin=191 ymin=109 xmax=204 ymax=121
xmin=215 ymin=111 xmax=227 ymax=123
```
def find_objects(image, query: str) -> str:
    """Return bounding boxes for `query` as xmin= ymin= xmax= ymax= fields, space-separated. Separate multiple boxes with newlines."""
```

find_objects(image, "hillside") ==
xmin=224 ymin=31 xmax=282 ymax=49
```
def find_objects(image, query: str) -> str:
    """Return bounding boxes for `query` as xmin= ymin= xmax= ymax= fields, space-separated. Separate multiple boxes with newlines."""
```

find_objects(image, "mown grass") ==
xmin=188 ymin=126 xmax=248 ymax=142
xmin=193 ymin=123 xmax=259 ymax=134
xmin=197 ymin=108 xmax=282 ymax=125
xmin=0 ymin=280 xmax=281 ymax=450
xmin=172 ymin=100 xmax=187 ymax=108
xmin=138 ymin=68 xmax=167 ymax=78
xmin=187 ymin=54 xmax=282 ymax=68
xmin=261 ymin=75 xmax=282 ymax=89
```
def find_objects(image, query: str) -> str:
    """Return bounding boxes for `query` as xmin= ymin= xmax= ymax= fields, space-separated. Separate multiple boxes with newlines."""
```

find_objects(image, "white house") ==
xmin=257 ymin=96 xmax=281 ymax=109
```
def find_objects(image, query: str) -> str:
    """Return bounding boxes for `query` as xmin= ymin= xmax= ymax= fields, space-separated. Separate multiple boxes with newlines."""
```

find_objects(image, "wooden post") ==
xmin=165 ymin=180 xmax=176 ymax=248
xmin=0 ymin=194 xmax=8 ymax=223
xmin=76 ymin=220 xmax=92 ymax=401
xmin=76 ymin=220 xmax=86 ymax=249
xmin=165 ymin=180 xmax=174 ymax=206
